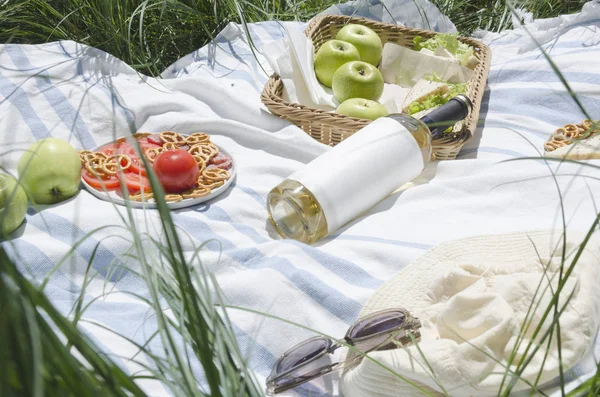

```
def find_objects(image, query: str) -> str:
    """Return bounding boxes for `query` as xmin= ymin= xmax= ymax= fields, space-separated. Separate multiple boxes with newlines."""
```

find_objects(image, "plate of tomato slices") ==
xmin=80 ymin=131 xmax=236 ymax=209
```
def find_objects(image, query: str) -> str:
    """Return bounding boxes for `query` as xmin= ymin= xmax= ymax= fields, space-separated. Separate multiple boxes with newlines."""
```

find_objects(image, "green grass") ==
xmin=0 ymin=0 xmax=588 ymax=76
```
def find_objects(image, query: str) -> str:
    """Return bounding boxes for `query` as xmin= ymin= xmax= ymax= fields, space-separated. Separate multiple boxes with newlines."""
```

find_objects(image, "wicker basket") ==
xmin=261 ymin=14 xmax=492 ymax=160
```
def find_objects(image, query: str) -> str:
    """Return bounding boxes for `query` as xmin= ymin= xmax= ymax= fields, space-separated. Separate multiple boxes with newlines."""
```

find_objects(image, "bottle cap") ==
xmin=419 ymin=94 xmax=473 ymax=139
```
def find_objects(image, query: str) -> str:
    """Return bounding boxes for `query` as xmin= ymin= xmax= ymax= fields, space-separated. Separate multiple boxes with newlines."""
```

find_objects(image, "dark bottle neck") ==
xmin=418 ymin=95 xmax=472 ymax=139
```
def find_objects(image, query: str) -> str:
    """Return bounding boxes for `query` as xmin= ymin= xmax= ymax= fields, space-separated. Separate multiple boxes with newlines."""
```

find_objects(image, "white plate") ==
xmin=81 ymin=140 xmax=237 ymax=210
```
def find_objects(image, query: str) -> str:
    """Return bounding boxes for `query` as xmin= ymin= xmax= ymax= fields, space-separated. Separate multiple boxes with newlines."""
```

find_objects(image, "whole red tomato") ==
xmin=153 ymin=149 xmax=199 ymax=193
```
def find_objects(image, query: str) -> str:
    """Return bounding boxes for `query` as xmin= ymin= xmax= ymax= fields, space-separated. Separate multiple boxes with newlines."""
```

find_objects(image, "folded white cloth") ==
xmin=380 ymin=43 xmax=473 ymax=87
xmin=341 ymin=230 xmax=600 ymax=397
xmin=265 ymin=24 xmax=339 ymax=109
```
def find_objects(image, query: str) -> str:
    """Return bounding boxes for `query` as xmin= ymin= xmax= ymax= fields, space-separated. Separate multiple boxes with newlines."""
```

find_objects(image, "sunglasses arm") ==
xmin=267 ymin=358 xmax=345 ymax=394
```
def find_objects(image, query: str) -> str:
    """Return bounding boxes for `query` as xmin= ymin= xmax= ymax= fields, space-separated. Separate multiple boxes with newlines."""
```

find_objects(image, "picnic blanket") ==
xmin=2 ymin=0 xmax=600 ymax=395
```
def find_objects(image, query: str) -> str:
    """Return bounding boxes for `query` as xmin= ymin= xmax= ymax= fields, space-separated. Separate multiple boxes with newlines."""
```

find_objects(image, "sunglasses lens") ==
xmin=276 ymin=337 xmax=330 ymax=375
xmin=348 ymin=310 xmax=407 ymax=340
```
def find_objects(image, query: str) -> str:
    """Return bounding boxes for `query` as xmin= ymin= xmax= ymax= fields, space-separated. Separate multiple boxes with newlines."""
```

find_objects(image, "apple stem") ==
xmin=359 ymin=70 xmax=365 ymax=76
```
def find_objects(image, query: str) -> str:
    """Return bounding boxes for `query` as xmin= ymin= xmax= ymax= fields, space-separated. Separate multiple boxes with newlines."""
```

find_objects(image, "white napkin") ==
xmin=381 ymin=43 xmax=474 ymax=87
xmin=263 ymin=25 xmax=338 ymax=110
xmin=379 ymin=84 xmax=411 ymax=114
xmin=284 ymin=25 xmax=338 ymax=108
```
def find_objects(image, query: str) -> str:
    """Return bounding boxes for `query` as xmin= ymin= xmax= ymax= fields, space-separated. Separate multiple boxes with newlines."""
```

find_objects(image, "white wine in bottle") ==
xmin=267 ymin=95 xmax=472 ymax=244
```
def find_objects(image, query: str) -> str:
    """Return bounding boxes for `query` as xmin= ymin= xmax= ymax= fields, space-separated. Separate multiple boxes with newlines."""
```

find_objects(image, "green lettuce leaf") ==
xmin=413 ymin=36 xmax=425 ymax=51
xmin=455 ymin=41 xmax=475 ymax=66
xmin=407 ymin=75 xmax=467 ymax=116
xmin=408 ymin=94 xmax=444 ymax=115
xmin=416 ymin=33 xmax=458 ymax=54
xmin=413 ymin=33 xmax=474 ymax=67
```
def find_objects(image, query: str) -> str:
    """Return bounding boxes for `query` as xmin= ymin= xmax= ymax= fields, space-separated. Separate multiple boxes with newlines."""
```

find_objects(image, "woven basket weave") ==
xmin=261 ymin=14 xmax=492 ymax=160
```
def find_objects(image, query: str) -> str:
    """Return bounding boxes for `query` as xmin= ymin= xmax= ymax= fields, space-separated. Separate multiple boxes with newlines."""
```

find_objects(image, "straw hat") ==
xmin=341 ymin=230 xmax=600 ymax=397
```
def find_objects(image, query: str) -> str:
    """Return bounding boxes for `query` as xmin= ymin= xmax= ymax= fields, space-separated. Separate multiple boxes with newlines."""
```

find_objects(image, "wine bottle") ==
xmin=267 ymin=94 xmax=472 ymax=244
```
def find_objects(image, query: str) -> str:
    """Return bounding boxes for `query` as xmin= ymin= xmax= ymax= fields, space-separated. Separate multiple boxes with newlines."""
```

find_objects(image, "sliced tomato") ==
xmin=122 ymin=171 xmax=152 ymax=193
xmin=118 ymin=141 xmax=161 ymax=176
xmin=146 ymin=134 xmax=163 ymax=146
xmin=97 ymin=142 xmax=121 ymax=156
xmin=82 ymin=169 xmax=120 ymax=190
xmin=137 ymin=137 xmax=162 ymax=147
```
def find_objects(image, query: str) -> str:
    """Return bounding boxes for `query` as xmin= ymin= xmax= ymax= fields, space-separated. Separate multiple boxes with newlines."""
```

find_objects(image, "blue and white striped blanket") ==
xmin=2 ymin=0 xmax=600 ymax=395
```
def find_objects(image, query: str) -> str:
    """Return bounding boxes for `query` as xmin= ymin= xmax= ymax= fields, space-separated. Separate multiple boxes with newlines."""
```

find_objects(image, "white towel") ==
xmin=1 ymin=1 xmax=600 ymax=396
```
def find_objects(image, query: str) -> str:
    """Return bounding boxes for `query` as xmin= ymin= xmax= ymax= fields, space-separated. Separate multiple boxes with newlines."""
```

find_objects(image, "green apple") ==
xmin=0 ymin=174 xmax=28 ymax=236
xmin=335 ymin=24 xmax=383 ymax=66
xmin=331 ymin=61 xmax=384 ymax=103
xmin=18 ymin=138 xmax=82 ymax=205
xmin=314 ymin=39 xmax=360 ymax=88
xmin=336 ymin=98 xmax=389 ymax=120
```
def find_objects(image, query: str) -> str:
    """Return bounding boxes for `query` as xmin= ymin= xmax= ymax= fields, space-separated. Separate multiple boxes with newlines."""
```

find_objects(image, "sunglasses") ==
xmin=266 ymin=308 xmax=421 ymax=394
